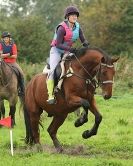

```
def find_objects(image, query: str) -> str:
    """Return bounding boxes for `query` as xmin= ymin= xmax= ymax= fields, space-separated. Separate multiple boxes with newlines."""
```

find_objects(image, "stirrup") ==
xmin=54 ymin=86 xmax=60 ymax=93
xmin=46 ymin=98 xmax=56 ymax=104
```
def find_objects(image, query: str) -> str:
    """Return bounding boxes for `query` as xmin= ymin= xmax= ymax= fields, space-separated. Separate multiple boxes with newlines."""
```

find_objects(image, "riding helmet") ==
xmin=64 ymin=6 xmax=79 ymax=19
xmin=1 ymin=31 xmax=11 ymax=38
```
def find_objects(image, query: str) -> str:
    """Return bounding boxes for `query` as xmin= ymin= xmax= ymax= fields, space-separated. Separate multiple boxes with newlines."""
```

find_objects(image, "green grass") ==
xmin=0 ymin=95 xmax=133 ymax=166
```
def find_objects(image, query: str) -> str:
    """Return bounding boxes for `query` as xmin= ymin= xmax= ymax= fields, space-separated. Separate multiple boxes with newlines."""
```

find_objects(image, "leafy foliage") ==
xmin=14 ymin=15 xmax=51 ymax=63
xmin=0 ymin=0 xmax=132 ymax=62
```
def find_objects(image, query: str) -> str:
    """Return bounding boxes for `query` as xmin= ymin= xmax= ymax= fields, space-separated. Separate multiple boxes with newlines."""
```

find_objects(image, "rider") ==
xmin=0 ymin=31 xmax=25 ymax=97
xmin=46 ymin=6 xmax=90 ymax=104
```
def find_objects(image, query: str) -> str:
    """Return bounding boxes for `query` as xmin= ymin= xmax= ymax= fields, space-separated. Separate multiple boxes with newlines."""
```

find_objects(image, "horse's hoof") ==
xmin=11 ymin=119 xmax=16 ymax=128
xmin=56 ymin=147 xmax=63 ymax=153
xmin=34 ymin=143 xmax=43 ymax=152
xmin=47 ymin=98 xmax=56 ymax=105
xmin=82 ymin=130 xmax=90 ymax=139
xmin=25 ymin=137 xmax=29 ymax=144
xmin=74 ymin=118 xmax=88 ymax=127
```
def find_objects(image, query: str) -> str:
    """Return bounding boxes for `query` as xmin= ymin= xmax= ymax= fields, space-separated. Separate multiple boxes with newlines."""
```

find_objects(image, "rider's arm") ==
xmin=79 ymin=28 xmax=90 ymax=46
xmin=10 ymin=43 xmax=17 ymax=59
xmin=79 ymin=28 xmax=86 ymax=43
xmin=0 ymin=43 xmax=9 ymax=58
xmin=0 ymin=44 xmax=3 ymax=56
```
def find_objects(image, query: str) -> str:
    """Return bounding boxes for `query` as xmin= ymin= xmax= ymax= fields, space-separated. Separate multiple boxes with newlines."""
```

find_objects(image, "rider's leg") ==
xmin=9 ymin=63 xmax=25 ymax=97
xmin=46 ymin=47 xmax=62 ymax=104
xmin=13 ymin=63 xmax=25 ymax=96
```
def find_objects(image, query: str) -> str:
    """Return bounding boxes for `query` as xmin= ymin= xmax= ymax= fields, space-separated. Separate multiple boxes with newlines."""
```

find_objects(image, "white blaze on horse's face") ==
xmin=100 ymin=57 xmax=119 ymax=100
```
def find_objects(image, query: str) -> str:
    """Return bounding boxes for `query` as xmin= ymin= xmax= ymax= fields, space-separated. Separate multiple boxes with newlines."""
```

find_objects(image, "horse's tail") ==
xmin=18 ymin=95 xmax=25 ymax=108
xmin=23 ymin=101 xmax=34 ymax=145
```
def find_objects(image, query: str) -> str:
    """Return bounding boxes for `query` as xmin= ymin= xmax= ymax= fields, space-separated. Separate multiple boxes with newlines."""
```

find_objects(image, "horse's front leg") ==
xmin=74 ymin=103 xmax=89 ymax=127
xmin=0 ymin=101 xmax=2 ymax=120
xmin=0 ymin=100 xmax=5 ymax=120
xmin=67 ymin=97 xmax=90 ymax=127
xmin=9 ymin=95 xmax=18 ymax=127
xmin=9 ymin=105 xmax=16 ymax=127
xmin=82 ymin=97 xmax=102 ymax=139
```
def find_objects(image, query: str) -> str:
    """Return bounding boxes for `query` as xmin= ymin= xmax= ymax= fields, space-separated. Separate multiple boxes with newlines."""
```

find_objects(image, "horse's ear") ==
xmin=111 ymin=57 xmax=120 ymax=63
xmin=101 ymin=57 xmax=105 ymax=63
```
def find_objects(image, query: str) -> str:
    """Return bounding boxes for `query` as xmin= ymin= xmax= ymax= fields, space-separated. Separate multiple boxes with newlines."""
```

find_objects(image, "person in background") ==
xmin=46 ymin=6 xmax=90 ymax=104
xmin=0 ymin=31 xmax=25 ymax=97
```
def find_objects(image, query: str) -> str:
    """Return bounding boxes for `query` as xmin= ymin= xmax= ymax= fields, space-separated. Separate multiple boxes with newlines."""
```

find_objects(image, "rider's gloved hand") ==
xmin=69 ymin=48 xmax=77 ymax=54
xmin=83 ymin=41 xmax=90 ymax=48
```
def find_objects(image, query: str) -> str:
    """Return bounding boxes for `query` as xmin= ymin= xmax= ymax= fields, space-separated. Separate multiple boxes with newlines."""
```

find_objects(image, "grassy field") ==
xmin=0 ymin=94 xmax=133 ymax=166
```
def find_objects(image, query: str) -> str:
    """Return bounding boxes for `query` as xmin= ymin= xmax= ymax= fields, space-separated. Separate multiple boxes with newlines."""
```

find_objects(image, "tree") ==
xmin=108 ymin=0 xmax=133 ymax=55
xmin=0 ymin=0 xmax=33 ymax=17
xmin=14 ymin=15 xmax=51 ymax=63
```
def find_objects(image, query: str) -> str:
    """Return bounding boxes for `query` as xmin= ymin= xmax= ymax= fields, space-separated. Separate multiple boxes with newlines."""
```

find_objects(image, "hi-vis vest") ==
xmin=51 ymin=21 xmax=80 ymax=53
xmin=1 ymin=41 xmax=13 ymax=55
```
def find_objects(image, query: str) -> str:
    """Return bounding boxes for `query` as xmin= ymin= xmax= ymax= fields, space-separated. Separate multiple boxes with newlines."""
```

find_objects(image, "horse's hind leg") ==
xmin=24 ymin=106 xmax=42 ymax=152
xmin=82 ymin=98 xmax=102 ymax=139
xmin=47 ymin=114 xmax=67 ymax=153
xmin=29 ymin=110 xmax=41 ymax=144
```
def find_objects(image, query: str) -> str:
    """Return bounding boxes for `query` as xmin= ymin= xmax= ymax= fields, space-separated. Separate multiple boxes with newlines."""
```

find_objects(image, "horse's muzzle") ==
xmin=103 ymin=93 xmax=111 ymax=100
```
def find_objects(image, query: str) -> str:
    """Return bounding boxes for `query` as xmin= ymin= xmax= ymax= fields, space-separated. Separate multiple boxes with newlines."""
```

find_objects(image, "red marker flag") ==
xmin=0 ymin=116 xmax=11 ymax=128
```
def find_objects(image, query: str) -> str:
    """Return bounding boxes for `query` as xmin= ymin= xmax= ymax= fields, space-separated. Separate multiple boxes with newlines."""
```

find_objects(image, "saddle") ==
xmin=43 ymin=53 xmax=74 ymax=90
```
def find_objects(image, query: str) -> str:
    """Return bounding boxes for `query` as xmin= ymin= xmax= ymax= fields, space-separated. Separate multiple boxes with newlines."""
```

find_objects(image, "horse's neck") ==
xmin=71 ymin=54 xmax=100 ymax=77
xmin=0 ymin=62 xmax=12 ymax=79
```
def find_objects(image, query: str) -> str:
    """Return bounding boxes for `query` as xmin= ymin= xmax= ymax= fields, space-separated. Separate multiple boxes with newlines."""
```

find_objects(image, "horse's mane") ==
xmin=71 ymin=46 xmax=112 ymax=64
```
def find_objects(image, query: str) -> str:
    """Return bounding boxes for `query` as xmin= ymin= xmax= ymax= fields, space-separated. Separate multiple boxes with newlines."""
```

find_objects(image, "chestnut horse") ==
xmin=0 ymin=59 xmax=23 ymax=126
xmin=23 ymin=47 xmax=118 ymax=152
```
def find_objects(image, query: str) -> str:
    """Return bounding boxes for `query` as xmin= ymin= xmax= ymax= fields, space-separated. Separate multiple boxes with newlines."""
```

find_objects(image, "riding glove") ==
xmin=83 ymin=41 xmax=90 ymax=48
xmin=69 ymin=48 xmax=77 ymax=54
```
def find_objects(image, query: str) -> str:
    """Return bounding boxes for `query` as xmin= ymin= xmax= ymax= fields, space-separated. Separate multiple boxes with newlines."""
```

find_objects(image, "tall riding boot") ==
xmin=18 ymin=77 xmax=25 ymax=97
xmin=46 ymin=79 xmax=56 ymax=104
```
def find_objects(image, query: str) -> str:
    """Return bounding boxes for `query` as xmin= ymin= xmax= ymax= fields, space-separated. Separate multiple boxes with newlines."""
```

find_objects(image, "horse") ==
xmin=0 ymin=59 xmax=23 ymax=127
xmin=23 ymin=47 xmax=119 ymax=152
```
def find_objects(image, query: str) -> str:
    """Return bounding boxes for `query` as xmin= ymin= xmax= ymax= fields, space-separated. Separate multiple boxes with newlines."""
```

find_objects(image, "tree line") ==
xmin=0 ymin=0 xmax=132 ymax=63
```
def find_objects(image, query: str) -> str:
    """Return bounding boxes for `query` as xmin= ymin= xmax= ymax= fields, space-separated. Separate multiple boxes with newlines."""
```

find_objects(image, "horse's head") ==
xmin=98 ymin=56 xmax=119 ymax=100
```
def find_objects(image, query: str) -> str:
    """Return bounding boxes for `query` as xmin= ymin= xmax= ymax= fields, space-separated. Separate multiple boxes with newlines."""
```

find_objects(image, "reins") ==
xmin=64 ymin=53 xmax=100 ymax=90
xmin=57 ymin=49 xmax=115 ymax=97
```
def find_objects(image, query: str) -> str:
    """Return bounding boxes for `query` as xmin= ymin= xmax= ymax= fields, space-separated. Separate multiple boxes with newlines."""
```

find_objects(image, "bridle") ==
xmin=63 ymin=54 xmax=115 ymax=90
xmin=98 ymin=63 xmax=114 ymax=85
xmin=58 ymin=52 xmax=115 ymax=95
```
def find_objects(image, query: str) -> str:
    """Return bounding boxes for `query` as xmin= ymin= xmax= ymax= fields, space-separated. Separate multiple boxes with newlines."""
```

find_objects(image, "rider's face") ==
xmin=3 ymin=37 xmax=10 ymax=44
xmin=68 ymin=14 xmax=78 ymax=24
